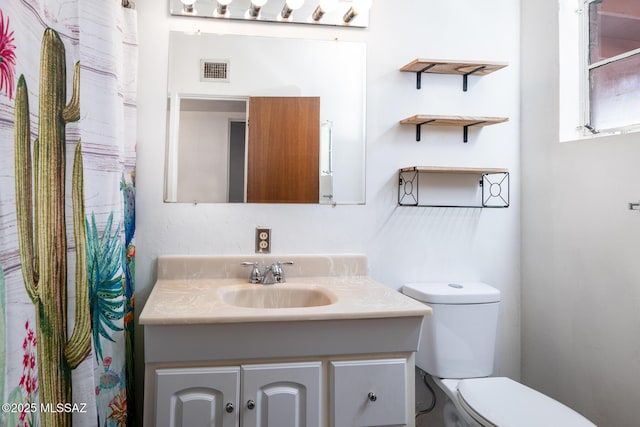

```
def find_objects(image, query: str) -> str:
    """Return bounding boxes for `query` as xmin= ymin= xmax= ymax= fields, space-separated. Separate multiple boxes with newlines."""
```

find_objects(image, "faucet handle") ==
xmin=275 ymin=261 xmax=294 ymax=270
xmin=272 ymin=261 xmax=294 ymax=283
xmin=241 ymin=262 xmax=261 ymax=284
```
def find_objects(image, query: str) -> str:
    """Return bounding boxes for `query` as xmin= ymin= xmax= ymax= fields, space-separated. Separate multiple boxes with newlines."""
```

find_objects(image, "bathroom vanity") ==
xmin=140 ymin=255 xmax=430 ymax=427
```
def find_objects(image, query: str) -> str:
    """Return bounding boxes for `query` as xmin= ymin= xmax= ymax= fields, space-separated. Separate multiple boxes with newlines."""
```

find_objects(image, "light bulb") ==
xmin=288 ymin=0 xmax=304 ymax=10
xmin=319 ymin=0 xmax=338 ymax=11
xmin=281 ymin=0 xmax=304 ymax=19
xmin=216 ymin=0 xmax=233 ymax=16
xmin=312 ymin=0 xmax=337 ymax=21
xmin=181 ymin=0 xmax=197 ymax=13
xmin=343 ymin=0 xmax=370 ymax=23
xmin=353 ymin=0 xmax=371 ymax=11
xmin=248 ymin=0 xmax=268 ymax=18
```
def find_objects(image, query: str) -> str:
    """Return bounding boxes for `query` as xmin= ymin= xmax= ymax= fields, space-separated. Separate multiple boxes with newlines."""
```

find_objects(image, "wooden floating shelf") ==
xmin=400 ymin=59 xmax=508 ymax=90
xmin=400 ymin=115 xmax=508 ymax=127
xmin=400 ymin=114 xmax=509 ymax=142
xmin=400 ymin=59 xmax=508 ymax=75
xmin=400 ymin=166 xmax=509 ymax=174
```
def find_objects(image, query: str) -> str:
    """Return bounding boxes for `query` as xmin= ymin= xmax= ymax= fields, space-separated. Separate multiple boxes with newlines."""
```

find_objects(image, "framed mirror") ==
xmin=164 ymin=32 xmax=366 ymax=204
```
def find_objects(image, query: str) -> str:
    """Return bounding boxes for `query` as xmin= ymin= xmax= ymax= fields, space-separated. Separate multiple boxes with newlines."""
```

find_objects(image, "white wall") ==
xmin=177 ymin=110 xmax=233 ymax=203
xmin=521 ymin=2 xmax=640 ymax=426
xmin=136 ymin=1 xmax=521 ymax=425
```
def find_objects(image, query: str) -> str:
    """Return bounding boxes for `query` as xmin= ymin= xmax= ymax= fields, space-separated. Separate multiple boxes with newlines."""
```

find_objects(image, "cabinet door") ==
xmin=155 ymin=367 xmax=240 ymax=427
xmin=330 ymin=358 xmax=408 ymax=427
xmin=241 ymin=362 xmax=322 ymax=427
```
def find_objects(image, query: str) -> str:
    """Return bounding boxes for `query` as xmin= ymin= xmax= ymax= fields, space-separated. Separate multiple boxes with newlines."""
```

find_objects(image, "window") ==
xmin=583 ymin=0 xmax=640 ymax=132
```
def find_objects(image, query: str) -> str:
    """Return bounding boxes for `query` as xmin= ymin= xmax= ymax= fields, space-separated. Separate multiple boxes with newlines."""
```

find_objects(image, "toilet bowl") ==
xmin=435 ymin=376 xmax=596 ymax=427
xmin=402 ymin=282 xmax=596 ymax=427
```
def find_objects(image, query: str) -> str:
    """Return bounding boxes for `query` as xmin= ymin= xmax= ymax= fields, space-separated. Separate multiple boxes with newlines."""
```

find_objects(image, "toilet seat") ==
xmin=456 ymin=377 xmax=596 ymax=427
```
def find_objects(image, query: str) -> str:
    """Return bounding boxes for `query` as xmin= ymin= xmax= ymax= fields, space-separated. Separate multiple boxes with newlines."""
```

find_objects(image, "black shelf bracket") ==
xmin=463 ymin=121 xmax=487 ymax=143
xmin=482 ymin=172 xmax=510 ymax=207
xmin=398 ymin=169 xmax=419 ymax=205
xmin=398 ymin=169 xmax=510 ymax=208
xmin=415 ymin=64 xmax=436 ymax=89
xmin=462 ymin=65 xmax=486 ymax=91
xmin=415 ymin=119 xmax=436 ymax=141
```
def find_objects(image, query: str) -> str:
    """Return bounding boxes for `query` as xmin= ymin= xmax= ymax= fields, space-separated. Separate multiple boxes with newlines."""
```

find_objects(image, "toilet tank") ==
xmin=402 ymin=282 xmax=500 ymax=379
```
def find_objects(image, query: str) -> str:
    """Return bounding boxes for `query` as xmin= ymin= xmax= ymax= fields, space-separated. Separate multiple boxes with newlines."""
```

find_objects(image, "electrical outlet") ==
xmin=255 ymin=227 xmax=271 ymax=253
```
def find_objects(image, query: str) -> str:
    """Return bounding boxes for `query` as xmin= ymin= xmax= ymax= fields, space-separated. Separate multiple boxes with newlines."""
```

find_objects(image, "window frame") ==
xmin=580 ymin=0 xmax=640 ymax=135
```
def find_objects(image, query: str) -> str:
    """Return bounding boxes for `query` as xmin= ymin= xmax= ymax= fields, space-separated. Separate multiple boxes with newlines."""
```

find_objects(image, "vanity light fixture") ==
xmin=248 ymin=0 xmax=268 ymax=18
xmin=280 ymin=0 xmax=304 ymax=20
xmin=170 ymin=0 xmax=370 ymax=27
xmin=311 ymin=0 xmax=337 ymax=21
xmin=343 ymin=0 xmax=371 ymax=23
xmin=180 ymin=0 xmax=197 ymax=13
xmin=216 ymin=0 xmax=234 ymax=17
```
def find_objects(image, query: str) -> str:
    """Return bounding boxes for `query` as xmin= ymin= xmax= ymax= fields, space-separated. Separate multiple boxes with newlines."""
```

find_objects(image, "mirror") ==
xmin=164 ymin=32 xmax=366 ymax=204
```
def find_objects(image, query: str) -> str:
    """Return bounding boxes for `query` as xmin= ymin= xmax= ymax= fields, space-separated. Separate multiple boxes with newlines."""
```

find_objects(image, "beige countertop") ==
xmin=139 ymin=255 xmax=430 ymax=325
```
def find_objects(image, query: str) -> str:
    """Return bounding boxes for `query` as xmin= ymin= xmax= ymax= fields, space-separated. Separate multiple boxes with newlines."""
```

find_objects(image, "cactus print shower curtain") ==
xmin=0 ymin=1 xmax=137 ymax=426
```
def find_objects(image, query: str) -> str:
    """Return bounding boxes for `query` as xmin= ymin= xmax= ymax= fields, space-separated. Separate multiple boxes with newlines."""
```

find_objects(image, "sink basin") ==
xmin=219 ymin=284 xmax=337 ymax=309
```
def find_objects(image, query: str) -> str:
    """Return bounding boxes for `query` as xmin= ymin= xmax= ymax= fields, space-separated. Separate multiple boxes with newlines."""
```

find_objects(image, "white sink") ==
xmin=218 ymin=284 xmax=337 ymax=309
xmin=140 ymin=254 xmax=430 ymax=325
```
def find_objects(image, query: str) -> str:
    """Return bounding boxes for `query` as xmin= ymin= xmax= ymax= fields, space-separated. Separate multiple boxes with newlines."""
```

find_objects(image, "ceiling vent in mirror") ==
xmin=200 ymin=59 xmax=230 ymax=82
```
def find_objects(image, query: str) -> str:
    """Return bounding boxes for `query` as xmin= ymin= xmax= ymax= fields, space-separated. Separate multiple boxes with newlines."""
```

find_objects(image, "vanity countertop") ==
xmin=139 ymin=255 xmax=430 ymax=325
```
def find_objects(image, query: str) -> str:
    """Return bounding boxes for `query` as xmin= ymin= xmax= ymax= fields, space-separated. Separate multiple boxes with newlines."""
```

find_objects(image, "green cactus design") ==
xmin=13 ymin=28 xmax=89 ymax=427
xmin=86 ymin=211 xmax=124 ymax=362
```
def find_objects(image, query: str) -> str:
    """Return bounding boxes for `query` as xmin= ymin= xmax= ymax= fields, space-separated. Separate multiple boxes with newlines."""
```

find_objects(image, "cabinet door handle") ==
xmin=368 ymin=392 xmax=377 ymax=402
xmin=247 ymin=399 xmax=255 ymax=410
xmin=225 ymin=402 xmax=234 ymax=413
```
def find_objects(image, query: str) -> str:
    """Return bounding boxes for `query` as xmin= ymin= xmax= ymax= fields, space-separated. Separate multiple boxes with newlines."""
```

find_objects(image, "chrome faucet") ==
xmin=261 ymin=264 xmax=277 ymax=284
xmin=241 ymin=261 xmax=294 ymax=285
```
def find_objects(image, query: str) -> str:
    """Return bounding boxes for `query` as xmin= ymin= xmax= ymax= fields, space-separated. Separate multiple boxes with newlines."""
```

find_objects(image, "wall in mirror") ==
xmin=164 ymin=32 xmax=367 ymax=204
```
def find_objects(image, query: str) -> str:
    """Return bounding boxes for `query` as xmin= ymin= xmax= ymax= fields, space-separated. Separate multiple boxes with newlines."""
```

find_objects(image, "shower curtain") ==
xmin=0 ymin=1 xmax=137 ymax=426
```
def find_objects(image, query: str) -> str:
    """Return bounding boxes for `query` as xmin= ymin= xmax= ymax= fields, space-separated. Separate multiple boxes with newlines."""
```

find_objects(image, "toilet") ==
xmin=402 ymin=282 xmax=596 ymax=427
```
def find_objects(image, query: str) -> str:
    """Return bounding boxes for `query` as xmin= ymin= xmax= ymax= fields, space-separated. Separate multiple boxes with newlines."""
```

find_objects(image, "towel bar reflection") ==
xmin=629 ymin=202 xmax=640 ymax=211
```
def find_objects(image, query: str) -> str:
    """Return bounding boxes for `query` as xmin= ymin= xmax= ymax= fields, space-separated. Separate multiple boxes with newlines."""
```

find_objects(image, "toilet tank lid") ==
xmin=402 ymin=282 xmax=500 ymax=304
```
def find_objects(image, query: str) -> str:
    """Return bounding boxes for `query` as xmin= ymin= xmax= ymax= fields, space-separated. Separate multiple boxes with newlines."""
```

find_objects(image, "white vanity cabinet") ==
xmin=141 ymin=255 xmax=430 ymax=427
xmin=154 ymin=362 xmax=322 ymax=427
xmin=242 ymin=362 xmax=322 ymax=427
xmin=330 ymin=358 xmax=408 ymax=427
xmin=150 ymin=358 xmax=410 ymax=427
xmin=155 ymin=366 xmax=240 ymax=427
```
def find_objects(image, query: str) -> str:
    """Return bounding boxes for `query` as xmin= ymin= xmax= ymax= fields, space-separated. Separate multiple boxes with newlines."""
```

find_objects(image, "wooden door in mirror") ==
xmin=247 ymin=97 xmax=320 ymax=203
